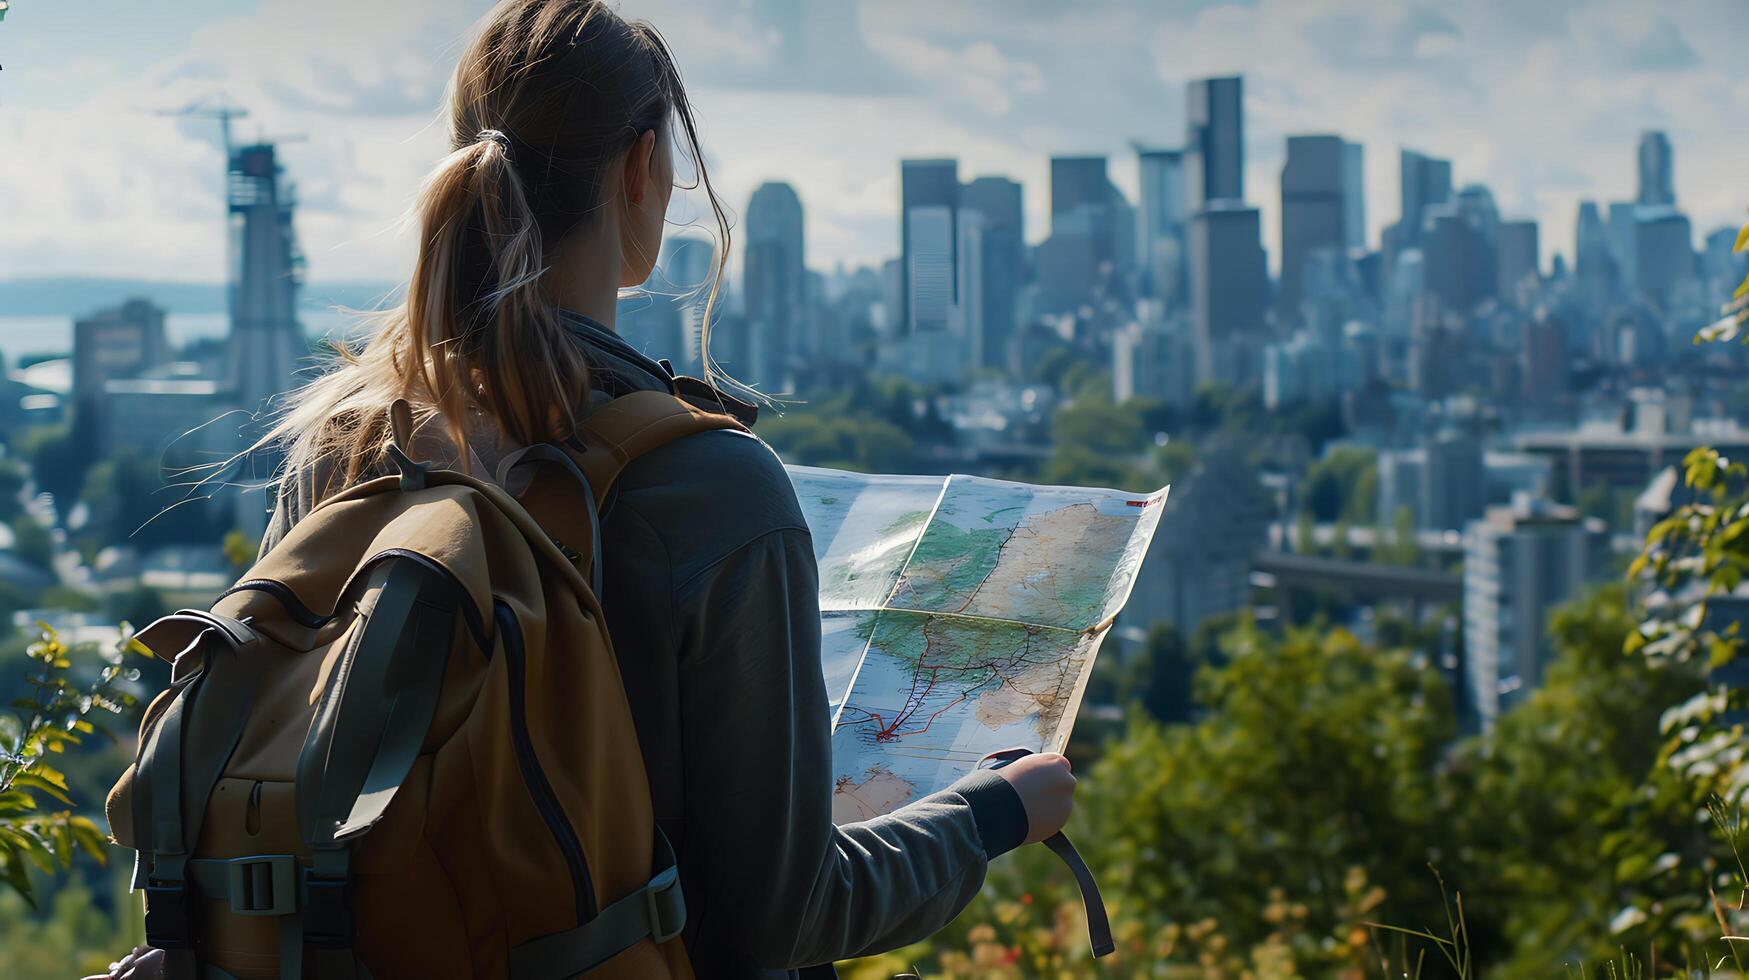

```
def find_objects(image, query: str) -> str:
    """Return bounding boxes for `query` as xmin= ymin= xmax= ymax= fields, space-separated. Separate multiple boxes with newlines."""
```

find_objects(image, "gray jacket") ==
xmin=260 ymin=312 xmax=1027 ymax=977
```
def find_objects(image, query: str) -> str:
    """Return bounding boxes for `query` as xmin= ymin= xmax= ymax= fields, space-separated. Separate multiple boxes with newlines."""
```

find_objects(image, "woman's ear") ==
xmin=624 ymin=129 xmax=657 ymax=209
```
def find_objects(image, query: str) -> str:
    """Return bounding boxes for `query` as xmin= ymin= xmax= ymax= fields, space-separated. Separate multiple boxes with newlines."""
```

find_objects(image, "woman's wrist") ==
xmin=946 ymin=768 xmax=1029 ymax=859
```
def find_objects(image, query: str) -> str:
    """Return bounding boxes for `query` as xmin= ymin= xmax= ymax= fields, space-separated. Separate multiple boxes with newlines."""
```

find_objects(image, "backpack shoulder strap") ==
xmin=571 ymin=389 xmax=748 ymax=507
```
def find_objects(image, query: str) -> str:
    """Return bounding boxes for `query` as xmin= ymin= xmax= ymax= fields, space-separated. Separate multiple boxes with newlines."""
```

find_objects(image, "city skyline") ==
xmin=2 ymin=0 xmax=1747 ymax=286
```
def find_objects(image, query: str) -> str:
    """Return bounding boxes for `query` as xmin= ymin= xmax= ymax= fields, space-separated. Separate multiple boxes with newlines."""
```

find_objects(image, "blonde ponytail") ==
xmin=261 ymin=0 xmax=732 ymax=505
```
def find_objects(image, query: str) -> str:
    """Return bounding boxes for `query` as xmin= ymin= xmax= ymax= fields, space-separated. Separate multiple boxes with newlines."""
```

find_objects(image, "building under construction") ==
xmin=74 ymin=113 xmax=310 ymax=539
xmin=224 ymin=140 xmax=308 ymax=417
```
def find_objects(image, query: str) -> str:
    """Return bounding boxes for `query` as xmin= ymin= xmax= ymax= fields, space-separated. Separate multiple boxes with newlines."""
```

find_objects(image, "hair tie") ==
xmin=476 ymin=129 xmax=513 ymax=156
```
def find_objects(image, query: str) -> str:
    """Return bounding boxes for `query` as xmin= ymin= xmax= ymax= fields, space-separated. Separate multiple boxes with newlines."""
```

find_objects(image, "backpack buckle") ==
xmin=143 ymin=879 xmax=194 ymax=949
xmin=644 ymin=864 xmax=685 ymax=944
xmin=226 ymin=854 xmax=297 ymax=916
xmin=302 ymin=872 xmax=356 ymax=947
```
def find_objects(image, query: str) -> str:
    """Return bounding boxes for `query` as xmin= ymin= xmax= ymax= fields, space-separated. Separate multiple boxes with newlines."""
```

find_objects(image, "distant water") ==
xmin=0 ymin=309 xmax=367 ymax=363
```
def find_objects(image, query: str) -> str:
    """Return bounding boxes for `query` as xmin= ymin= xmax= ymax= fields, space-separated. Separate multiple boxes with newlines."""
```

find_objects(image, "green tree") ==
xmin=758 ymin=412 xmax=915 ymax=472
xmin=1 ymin=624 xmax=152 ymax=906
xmin=19 ymin=420 xmax=95 ymax=510
xmin=0 ymin=460 xmax=27 ymax=524
xmin=1295 ymin=508 xmax=1317 ymax=556
xmin=1377 ymin=504 xmax=1422 ymax=568
xmin=0 ymin=876 xmax=144 ymax=978
xmin=10 ymin=513 xmax=53 ymax=571
xmin=108 ymin=587 xmax=169 ymax=628
xmin=1039 ymin=393 xmax=1151 ymax=491
xmin=1302 ymin=446 xmax=1377 ymax=523
xmin=78 ymin=450 xmax=222 ymax=552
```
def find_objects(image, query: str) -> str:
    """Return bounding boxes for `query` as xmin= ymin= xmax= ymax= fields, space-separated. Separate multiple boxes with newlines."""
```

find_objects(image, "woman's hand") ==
xmin=993 ymin=751 xmax=1077 ymax=844
xmin=80 ymin=946 xmax=162 ymax=980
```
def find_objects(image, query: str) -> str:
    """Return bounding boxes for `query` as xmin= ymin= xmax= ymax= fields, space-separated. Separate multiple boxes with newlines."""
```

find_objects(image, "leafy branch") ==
xmin=0 ymin=622 xmax=153 ymax=907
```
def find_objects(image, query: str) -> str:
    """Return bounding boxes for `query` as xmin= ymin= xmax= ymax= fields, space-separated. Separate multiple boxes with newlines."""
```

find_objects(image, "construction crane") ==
xmin=155 ymin=98 xmax=250 ymax=155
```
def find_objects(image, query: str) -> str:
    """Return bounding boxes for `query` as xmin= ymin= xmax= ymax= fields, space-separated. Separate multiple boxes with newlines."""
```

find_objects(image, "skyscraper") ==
xmin=744 ymin=181 xmax=806 ymax=387
xmin=1608 ymin=201 xmax=1640 ymax=295
xmin=1050 ymin=155 xmax=1127 ymax=273
xmin=1278 ymin=135 xmax=1348 ymax=325
xmin=1135 ymin=147 xmax=1187 ymax=303
xmin=1341 ymin=141 xmax=1366 ymax=250
xmin=899 ymin=159 xmax=959 ymax=333
xmin=1190 ymin=201 xmax=1267 ymax=387
xmin=893 ymin=203 xmax=970 ymax=384
xmin=1397 ymin=149 xmax=1453 ymax=249
xmin=1637 ymin=130 xmax=1675 ymax=207
xmin=1635 ymin=208 xmax=1696 ymax=310
xmin=226 ymin=142 xmax=307 ymax=417
xmin=955 ymin=210 xmax=985 ymax=370
xmin=1497 ymin=219 xmax=1540 ymax=299
xmin=1574 ymin=200 xmax=1617 ymax=304
xmin=906 ymin=204 xmax=956 ymax=336
xmin=661 ymin=233 xmax=716 ymax=374
xmin=959 ymin=175 xmax=1024 ymax=372
xmin=1420 ymin=185 xmax=1499 ymax=316
xmin=1050 ymin=156 xmax=1110 ymax=219
xmin=1185 ymin=76 xmax=1244 ymax=210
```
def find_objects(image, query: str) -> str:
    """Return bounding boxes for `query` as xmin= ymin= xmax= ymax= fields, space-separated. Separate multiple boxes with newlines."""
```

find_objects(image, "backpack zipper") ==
xmin=222 ymin=550 xmax=490 ymax=653
xmin=493 ymin=599 xmax=597 ymax=923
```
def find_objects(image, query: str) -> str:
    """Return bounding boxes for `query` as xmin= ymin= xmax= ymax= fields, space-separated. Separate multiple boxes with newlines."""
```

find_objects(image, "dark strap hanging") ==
xmin=976 ymin=747 xmax=1115 ymax=958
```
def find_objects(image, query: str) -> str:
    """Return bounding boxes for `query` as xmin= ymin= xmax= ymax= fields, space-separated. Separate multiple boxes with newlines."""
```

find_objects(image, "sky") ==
xmin=1 ymin=0 xmax=1746 ymax=288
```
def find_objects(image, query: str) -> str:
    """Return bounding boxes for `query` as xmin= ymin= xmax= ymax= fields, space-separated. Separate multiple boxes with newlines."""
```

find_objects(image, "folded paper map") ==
xmin=784 ymin=465 xmax=1169 ymax=823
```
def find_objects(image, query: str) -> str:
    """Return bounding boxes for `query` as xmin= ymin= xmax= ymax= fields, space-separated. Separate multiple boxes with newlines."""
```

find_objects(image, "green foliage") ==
xmin=107 ymin=587 xmax=169 ymax=629
xmin=77 ymin=450 xmax=224 ymax=552
xmin=1029 ymin=347 xmax=1098 ymax=397
xmin=0 ymin=460 xmax=27 ymax=524
xmin=1302 ymin=446 xmax=1378 ymax=523
xmin=1692 ymin=216 xmax=1749 ymax=345
xmin=1631 ymin=444 xmax=1749 ymax=805
xmin=35 ymin=587 xmax=99 ymax=614
xmin=10 ymin=513 xmax=53 ymax=571
xmin=758 ymin=410 xmax=914 ymax=473
xmin=1039 ymin=391 xmax=1152 ymax=491
xmin=759 ymin=378 xmax=942 ymax=473
xmin=1635 ymin=227 xmax=1749 ymax=811
xmin=0 ymin=871 xmax=145 ymax=978
xmin=222 ymin=530 xmax=257 ymax=570
xmin=1377 ymin=504 xmax=1422 ymax=568
xmin=18 ymin=422 xmax=92 ymax=510
xmin=0 ymin=623 xmax=152 ymax=907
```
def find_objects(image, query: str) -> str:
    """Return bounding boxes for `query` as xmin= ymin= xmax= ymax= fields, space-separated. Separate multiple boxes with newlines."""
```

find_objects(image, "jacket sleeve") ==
xmin=673 ymin=527 xmax=1028 ymax=969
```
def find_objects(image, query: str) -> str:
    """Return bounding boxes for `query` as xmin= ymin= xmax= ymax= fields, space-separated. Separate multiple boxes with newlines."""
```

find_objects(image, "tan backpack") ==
xmin=105 ymin=390 xmax=745 ymax=979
